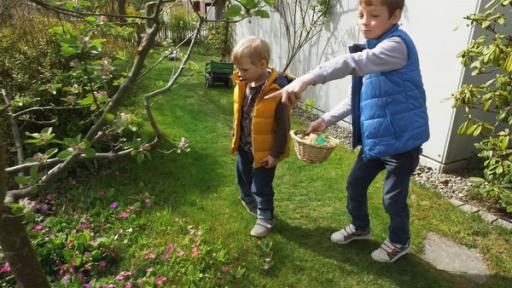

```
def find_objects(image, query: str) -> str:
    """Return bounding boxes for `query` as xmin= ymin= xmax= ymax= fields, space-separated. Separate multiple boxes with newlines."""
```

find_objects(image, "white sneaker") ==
xmin=250 ymin=219 xmax=274 ymax=237
xmin=371 ymin=239 xmax=411 ymax=263
xmin=331 ymin=224 xmax=371 ymax=244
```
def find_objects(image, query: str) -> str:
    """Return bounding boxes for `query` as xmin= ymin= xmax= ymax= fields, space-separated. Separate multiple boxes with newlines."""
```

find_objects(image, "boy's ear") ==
xmin=391 ymin=9 xmax=401 ymax=24
xmin=259 ymin=59 xmax=268 ymax=68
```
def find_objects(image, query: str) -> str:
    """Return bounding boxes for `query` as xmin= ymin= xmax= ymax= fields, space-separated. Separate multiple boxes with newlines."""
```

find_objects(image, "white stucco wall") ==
xmin=234 ymin=0 xmax=487 ymax=172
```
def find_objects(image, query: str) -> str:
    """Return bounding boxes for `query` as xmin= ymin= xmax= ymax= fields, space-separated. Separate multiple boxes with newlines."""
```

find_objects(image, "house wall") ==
xmin=234 ymin=0 xmax=494 ymax=172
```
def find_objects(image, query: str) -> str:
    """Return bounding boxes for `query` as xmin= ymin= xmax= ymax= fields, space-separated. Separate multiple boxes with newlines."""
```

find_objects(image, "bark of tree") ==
xmin=0 ymin=129 xmax=50 ymax=288
xmin=117 ymin=0 xmax=127 ymax=22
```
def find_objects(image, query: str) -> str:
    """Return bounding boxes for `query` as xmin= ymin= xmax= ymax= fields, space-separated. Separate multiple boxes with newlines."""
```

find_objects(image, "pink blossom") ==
xmin=83 ymin=284 xmax=92 ymax=288
xmin=116 ymin=211 xmax=130 ymax=219
xmin=110 ymin=201 xmax=119 ymax=209
xmin=144 ymin=198 xmax=152 ymax=207
xmin=192 ymin=246 xmax=201 ymax=257
xmin=0 ymin=262 xmax=10 ymax=273
xmin=167 ymin=243 xmax=175 ymax=252
xmin=162 ymin=251 xmax=169 ymax=260
xmin=79 ymin=221 xmax=90 ymax=230
xmin=144 ymin=252 xmax=156 ymax=260
xmin=98 ymin=260 xmax=107 ymax=270
xmin=154 ymin=276 xmax=167 ymax=286
xmin=115 ymin=271 xmax=132 ymax=281
xmin=106 ymin=285 xmax=117 ymax=288
xmin=146 ymin=267 xmax=153 ymax=274
xmin=33 ymin=224 xmax=43 ymax=231
xmin=223 ymin=263 xmax=234 ymax=273
xmin=125 ymin=282 xmax=133 ymax=288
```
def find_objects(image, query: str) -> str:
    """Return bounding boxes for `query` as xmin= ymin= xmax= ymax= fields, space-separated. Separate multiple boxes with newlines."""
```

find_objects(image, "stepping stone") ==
xmin=422 ymin=232 xmax=489 ymax=284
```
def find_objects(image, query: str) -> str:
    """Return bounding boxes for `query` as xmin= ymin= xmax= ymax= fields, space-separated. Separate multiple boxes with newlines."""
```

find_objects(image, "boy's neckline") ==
xmin=248 ymin=69 xmax=271 ymax=88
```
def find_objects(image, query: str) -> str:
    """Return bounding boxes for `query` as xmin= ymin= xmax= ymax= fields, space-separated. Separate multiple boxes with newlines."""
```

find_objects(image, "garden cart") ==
xmin=204 ymin=61 xmax=234 ymax=88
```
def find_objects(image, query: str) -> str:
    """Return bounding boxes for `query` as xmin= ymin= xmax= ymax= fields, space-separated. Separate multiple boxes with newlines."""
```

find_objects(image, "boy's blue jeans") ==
xmin=236 ymin=146 xmax=275 ymax=220
xmin=346 ymin=147 xmax=421 ymax=245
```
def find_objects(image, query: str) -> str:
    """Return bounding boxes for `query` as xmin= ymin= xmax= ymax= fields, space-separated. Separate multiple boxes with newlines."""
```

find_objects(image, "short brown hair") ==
xmin=359 ymin=0 xmax=404 ymax=18
xmin=231 ymin=36 xmax=271 ymax=66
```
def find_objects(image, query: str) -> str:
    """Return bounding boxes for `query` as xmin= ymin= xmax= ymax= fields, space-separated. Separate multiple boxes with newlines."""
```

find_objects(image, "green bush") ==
xmin=167 ymin=7 xmax=195 ymax=45
xmin=453 ymin=0 xmax=512 ymax=212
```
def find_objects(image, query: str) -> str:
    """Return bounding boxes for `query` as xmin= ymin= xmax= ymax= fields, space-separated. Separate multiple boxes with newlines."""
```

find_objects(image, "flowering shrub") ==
xmin=0 ymin=188 xmax=245 ymax=287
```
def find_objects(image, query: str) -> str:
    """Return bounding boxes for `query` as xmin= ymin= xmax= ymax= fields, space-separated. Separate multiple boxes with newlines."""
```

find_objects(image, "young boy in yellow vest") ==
xmin=231 ymin=36 xmax=293 ymax=237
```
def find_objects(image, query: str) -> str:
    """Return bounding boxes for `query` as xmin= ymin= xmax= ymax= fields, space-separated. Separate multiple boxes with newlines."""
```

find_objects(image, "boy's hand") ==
xmin=305 ymin=118 xmax=327 ymax=135
xmin=260 ymin=155 xmax=277 ymax=168
xmin=264 ymin=74 xmax=316 ymax=106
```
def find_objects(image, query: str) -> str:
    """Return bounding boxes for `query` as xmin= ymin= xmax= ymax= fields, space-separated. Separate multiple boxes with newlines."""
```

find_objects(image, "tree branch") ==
xmin=1 ymin=90 xmax=25 ymax=175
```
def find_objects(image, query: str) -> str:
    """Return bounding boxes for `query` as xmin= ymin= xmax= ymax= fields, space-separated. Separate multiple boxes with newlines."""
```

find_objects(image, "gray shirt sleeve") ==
xmin=309 ymin=37 xmax=408 ymax=84
xmin=311 ymin=37 xmax=408 ymax=125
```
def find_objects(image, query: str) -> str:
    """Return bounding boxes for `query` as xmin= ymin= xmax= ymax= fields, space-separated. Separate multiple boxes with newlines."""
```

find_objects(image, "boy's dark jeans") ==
xmin=236 ymin=146 xmax=276 ymax=220
xmin=346 ymin=147 xmax=421 ymax=245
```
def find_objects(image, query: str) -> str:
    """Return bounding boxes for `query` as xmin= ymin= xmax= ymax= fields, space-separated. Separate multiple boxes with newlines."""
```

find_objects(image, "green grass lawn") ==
xmin=50 ymin=51 xmax=512 ymax=287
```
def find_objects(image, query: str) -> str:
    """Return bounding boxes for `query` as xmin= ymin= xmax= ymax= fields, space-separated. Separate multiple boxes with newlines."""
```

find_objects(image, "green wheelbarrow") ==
xmin=205 ymin=61 xmax=234 ymax=88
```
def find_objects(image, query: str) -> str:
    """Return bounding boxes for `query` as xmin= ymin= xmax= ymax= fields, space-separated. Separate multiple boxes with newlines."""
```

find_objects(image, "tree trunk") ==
xmin=0 ymin=131 xmax=50 ymax=288
xmin=215 ymin=0 xmax=227 ymax=20
xmin=117 ymin=0 xmax=126 ymax=23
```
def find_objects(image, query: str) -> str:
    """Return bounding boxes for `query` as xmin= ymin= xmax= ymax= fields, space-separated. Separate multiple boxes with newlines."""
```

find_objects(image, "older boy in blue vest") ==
xmin=267 ymin=0 xmax=429 ymax=262
xmin=231 ymin=36 xmax=293 ymax=237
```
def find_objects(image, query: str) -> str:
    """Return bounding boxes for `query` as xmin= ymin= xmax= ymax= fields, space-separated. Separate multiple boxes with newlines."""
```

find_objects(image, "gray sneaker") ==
xmin=371 ymin=239 xmax=411 ymax=263
xmin=250 ymin=219 xmax=274 ymax=237
xmin=240 ymin=199 xmax=257 ymax=216
xmin=331 ymin=224 xmax=371 ymax=244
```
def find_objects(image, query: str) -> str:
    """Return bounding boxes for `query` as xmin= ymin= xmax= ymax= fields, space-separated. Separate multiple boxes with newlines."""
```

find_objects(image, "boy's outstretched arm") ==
xmin=265 ymin=73 xmax=316 ymax=106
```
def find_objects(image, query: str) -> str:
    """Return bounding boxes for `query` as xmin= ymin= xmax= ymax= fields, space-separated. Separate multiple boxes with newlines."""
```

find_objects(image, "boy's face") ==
xmin=359 ymin=3 xmax=401 ymax=40
xmin=234 ymin=56 xmax=268 ymax=83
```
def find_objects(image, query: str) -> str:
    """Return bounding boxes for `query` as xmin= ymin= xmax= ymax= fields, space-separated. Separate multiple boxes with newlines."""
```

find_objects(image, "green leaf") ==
xmin=505 ymin=54 xmax=512 ymax=72
xmin=60 ymin=44 xmax=77 ymax=57
xmin=45 ymin=148 xmax=59 ymax=158
xmin=240 ymin=0 xmax=258 ymax=9
xmin=79 ymin=94 xmax=94 ymax=105
xmin=103 ymin=113 xmax=115 ymax=121
xmin=254 ymin=9 xmax=270 ymax=18
xmin=84 ymin=16 xmax=96 ymax=24
xmin=15 ymin=175 xmax=30 ymax=185
xmin=58 ymin=149 xmax=74 ymax=160
xmin=225 ymin=4 xmax=243 ymax=18
xmin=84 ymin=148 xmax=96 ymax=157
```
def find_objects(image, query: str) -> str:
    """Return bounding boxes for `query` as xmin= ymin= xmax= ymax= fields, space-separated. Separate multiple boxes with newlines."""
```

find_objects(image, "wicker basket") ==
xmin=290 ymin=130 xmax=337 ymax=164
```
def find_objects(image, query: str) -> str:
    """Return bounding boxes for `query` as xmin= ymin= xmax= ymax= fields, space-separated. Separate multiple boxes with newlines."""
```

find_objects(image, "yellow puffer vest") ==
xmin=231 ymin=68 xmax=291 ymax=168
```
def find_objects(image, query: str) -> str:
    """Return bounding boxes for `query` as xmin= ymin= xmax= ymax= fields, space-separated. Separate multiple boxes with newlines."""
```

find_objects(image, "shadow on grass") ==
xmin=273 ymin=219 xmax=511 ymax=288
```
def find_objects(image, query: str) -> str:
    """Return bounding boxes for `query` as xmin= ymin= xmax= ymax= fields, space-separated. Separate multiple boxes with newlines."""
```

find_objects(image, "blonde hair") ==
xmin=359 ymin=0 xmax=404 ymax=18
xmin=231 ymin=36 xmax=271 ymax=66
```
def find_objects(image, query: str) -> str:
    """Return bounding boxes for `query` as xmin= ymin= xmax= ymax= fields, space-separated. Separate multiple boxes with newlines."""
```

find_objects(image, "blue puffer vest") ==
xmin=350 ymin=24 xmax=429 ymax=160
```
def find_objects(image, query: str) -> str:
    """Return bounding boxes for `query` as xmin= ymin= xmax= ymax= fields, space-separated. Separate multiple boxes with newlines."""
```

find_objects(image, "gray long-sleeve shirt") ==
xmin=309 ymin=37 xmax=408 ymax=126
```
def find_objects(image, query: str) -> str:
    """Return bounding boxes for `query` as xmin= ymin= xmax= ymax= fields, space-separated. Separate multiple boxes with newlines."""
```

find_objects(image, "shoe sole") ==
xmin=371 ymin=245 xmax=411 ymax=263
xmin=331 ymin=234 xmax=372 ymax=245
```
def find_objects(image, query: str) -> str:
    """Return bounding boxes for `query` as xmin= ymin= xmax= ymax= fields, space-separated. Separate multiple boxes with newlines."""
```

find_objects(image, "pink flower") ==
xmin=144 ymin=252 xmax=156 ymax=260
xmin=167 ymin=243 xmax=175 ymax=252
xmin=125 ymin=282 xmax=133 ymax=288
xmin=144 ymin=198 xmax=152 ymax=207
xmin=33 ymin=224 xmax=43 ymax=231
xmin=154 ymin=276 xmax=167 ymax=286
xmin=192 ymin=246 xmax=201 ymax=257
xmin=110 ymin=201 xmax=119 ymax=209
xmin=79 ymin=221 xmax=90 ymax=230
xmin=115 ymin=271 xmax=132 ymax=281
xmin=0 ymin=262 xmax=10 ymax=273
xmin=162 ymin=251 xmax=169 ymax=260
xmin=146 ymin=267 xmax=153 ymax=274
xmin=223 ymin=263 xmax=234 ymax=273
xmin=98 ymin=260 xmax=107 ymax=270
xmin=116 ymin=211 xmax=130 ymax=219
